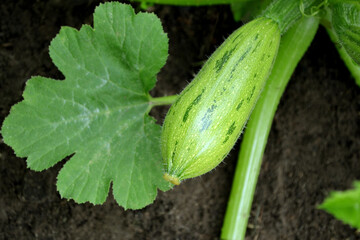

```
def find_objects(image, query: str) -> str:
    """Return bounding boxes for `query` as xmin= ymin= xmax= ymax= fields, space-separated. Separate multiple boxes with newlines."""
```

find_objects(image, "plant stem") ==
xmin=149 ymin=94 xmax=178 ymax=107
xmin=221 ymin=16 xmax=319 ymax=240
xmin=262 ymin=0 xmax=322 ymax=34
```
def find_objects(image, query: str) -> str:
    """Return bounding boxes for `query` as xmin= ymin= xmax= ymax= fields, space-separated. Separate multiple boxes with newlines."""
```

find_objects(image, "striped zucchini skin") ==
xmin=161 ymin=17 xmax=280 ymax=184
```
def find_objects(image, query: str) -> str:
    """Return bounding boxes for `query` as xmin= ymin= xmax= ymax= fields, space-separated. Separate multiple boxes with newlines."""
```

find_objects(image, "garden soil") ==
xmin=1 ymin=1 xmax=359 ymax=239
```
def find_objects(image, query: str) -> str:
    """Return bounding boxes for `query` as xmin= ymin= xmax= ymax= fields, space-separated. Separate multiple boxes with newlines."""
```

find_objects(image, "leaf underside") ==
xmin=1 ymin=2 xmax=171 ymax=209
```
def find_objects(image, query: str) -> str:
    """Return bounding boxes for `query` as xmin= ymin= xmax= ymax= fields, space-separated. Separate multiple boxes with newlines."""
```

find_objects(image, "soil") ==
xmin=1 ymin=1 xmax=359 ymax=240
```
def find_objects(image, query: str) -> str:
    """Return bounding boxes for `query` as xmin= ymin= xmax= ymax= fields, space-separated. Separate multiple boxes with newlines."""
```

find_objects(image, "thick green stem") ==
xmin=262 ymin=0 xmax=322 ymax=34
xmin=149 ymin=95 xmax=178 ymax=107
xmin=221 ymin=16 xmax=319 ymax=240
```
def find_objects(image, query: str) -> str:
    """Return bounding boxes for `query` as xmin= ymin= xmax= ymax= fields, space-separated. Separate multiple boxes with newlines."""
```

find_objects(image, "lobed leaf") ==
xmin=1 ymin=2 xmax=171 ymax=209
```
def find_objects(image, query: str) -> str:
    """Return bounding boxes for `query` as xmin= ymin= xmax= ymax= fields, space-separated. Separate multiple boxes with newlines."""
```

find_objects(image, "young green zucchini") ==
xmin=161 ymin=17 xmax=280 ymax=185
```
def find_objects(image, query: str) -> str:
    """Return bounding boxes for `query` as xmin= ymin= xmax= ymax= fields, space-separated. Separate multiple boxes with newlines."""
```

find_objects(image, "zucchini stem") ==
xmin=149 ymin=94 xmax=178 ymax=107
xmin=163 ymin=173 xmax=181 ymax=185
xmin=262 ymin=0 xmax=323 ymax=34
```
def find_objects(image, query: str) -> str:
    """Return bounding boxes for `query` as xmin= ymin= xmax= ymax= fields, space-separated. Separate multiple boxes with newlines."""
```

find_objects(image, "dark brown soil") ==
xmin=1 ymin=1 xmax=359 ymax=240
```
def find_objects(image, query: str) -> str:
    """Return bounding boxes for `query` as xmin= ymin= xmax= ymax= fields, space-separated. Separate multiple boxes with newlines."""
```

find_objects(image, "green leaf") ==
xmin=1 ymin=2 xmax=171 ymax=209
xmin=319 ymin=181 xmax=360 ymax=229
xmin=330 ymin=0 xmax=360 ymax=65
xmin=130 ymin=0 xmax=248 ymax=6
xmin=325 ymin=21 xmax=360 ymax=86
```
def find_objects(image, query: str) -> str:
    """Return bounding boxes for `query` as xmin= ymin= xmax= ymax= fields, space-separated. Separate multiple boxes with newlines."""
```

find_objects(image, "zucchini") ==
xmin=161 ymin=17 xmax=280 ymax=185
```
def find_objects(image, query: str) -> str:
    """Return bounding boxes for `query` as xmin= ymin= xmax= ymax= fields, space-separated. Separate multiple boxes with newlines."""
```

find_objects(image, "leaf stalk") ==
xmin=149 ymin=94 xmax=178 ymax=107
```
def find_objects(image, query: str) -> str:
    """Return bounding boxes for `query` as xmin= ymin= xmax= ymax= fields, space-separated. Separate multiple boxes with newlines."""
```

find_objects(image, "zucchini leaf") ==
xmin=319 ymin=181 xmax=360 ymax=230
xmin=325 ymin=22 xmax=360 ymax=86
xmin=1 ymin=2 xmax=171 ymax=209
xmin=329 ymin=0 xmax=360 ymax=65
xmin=130 ymin=0 xmax=248 ymax=6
